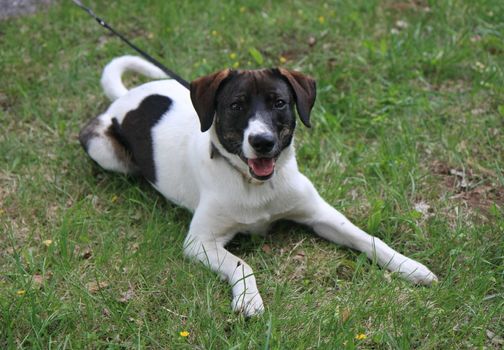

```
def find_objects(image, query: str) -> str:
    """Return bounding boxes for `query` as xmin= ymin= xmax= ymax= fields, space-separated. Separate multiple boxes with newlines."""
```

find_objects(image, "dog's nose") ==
xmin=248 ymin=133 xmax=275 ymax=154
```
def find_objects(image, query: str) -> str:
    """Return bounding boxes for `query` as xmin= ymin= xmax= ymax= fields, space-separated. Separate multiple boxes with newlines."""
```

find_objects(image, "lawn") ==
xmin=1 ymin=0 xmax=503 ymax=348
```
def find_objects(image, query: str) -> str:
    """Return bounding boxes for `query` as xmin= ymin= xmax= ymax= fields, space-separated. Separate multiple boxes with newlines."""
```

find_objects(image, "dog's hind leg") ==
xmin=79 ymin=114 xmax=137 ymax=175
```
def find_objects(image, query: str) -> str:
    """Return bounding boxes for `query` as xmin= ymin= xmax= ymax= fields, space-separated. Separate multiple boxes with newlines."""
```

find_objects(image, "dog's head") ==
xmin=190 ymin=68 xmax=316 ymax=181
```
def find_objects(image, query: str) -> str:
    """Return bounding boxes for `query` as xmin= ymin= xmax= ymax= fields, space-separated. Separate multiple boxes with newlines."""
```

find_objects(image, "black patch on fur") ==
xmin=114 ymin=94 xmax=172 ymax=183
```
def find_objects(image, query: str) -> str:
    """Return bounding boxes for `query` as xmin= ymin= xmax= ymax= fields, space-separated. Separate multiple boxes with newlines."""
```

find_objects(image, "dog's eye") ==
xmin=273 ymin=99 xmax=286 ymax=109
xmin=230 ymin=102 xmax=242 ymax=111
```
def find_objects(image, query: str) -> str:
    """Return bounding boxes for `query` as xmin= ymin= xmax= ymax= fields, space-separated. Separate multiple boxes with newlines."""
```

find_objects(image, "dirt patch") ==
xmin=434 ymin=79 xmax=471 ymax=94
xmin=0 ymin=0 xmax=53 ymax=21
xmin=385 ymin=0 xmax=431 ymax=13
xmin=431 ymin=160 xmax=504 ymax=211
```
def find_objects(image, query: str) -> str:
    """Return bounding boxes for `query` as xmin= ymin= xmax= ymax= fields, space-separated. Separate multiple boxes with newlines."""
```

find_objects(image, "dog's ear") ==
xmin=277 ymin=68 xmax=316 ymax=128
xmin=190 ymin=69 xmax=231 ymax=132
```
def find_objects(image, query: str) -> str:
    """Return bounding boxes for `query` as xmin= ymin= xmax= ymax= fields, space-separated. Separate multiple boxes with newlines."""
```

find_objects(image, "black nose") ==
xmin=248 ymin=133 xmax=276 ymax=154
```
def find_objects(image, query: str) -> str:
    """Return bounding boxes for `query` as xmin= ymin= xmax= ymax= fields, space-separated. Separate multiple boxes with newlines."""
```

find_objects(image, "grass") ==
xmin=1 ymin=0 xmax=503 ymax=348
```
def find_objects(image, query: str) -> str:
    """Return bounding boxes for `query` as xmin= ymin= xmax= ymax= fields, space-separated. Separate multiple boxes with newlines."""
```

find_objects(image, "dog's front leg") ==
xmin=183 ymin=208 xmax=264 ymax=317
xmin=291 ymin=177 xmax=438 ymax=285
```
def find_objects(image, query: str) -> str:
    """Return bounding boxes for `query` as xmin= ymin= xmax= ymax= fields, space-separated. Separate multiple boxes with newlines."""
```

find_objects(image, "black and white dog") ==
xmin=79 ymin=56 xmax=437 ymax=316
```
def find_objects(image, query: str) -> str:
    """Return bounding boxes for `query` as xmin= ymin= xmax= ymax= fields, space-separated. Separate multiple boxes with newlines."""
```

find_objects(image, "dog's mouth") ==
xmin=246 ymin=157 xmax=276 ymax=180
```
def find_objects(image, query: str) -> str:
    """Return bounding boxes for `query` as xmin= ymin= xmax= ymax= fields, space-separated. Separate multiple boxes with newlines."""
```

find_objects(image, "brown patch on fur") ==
xmin=190 ymin=68 xmax=316 ymax=131
xmin=190 ymin=69 xmax=231 ymax=132
xmin=79 ymin=116 xmax=136 ymax=174
xmin=277 ymin=68 xmax=317 ymax=127
xmin=78 ymin=117 xmax=101 ymax=152
xmin=105 ymin=123 xmax=135 ymax=172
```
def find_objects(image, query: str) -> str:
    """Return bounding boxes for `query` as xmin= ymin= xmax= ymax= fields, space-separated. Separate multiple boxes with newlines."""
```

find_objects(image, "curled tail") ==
xmin=100 ymin=55 xmax=168 ymax=101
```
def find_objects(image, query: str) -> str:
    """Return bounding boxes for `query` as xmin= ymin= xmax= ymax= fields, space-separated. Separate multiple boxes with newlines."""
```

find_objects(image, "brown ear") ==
xmin=277 ymin=68 xmax=316 ymax=127
xmin=190 ymin=69 xmax=231 ymax=132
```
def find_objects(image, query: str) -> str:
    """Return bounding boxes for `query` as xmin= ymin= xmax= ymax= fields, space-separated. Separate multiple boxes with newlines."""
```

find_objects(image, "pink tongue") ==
xmin=247 ymin=158 xmax=275 ymax=177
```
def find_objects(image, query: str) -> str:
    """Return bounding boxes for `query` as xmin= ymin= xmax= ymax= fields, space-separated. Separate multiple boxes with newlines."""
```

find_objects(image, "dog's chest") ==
xmin=217 ymin=181 xmax=298 ymax=229
xmin=225 ymin=203 xmax=283 ymax=235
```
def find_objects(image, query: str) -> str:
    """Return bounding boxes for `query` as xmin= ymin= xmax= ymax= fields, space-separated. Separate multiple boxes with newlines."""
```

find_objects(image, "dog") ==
xmin=79 ymin=55 xmax=437 ymax=316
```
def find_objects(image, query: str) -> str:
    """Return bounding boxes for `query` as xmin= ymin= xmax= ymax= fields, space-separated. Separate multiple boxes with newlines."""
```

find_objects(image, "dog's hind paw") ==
xmin=231 ymin=290 xmax=264 ymax=317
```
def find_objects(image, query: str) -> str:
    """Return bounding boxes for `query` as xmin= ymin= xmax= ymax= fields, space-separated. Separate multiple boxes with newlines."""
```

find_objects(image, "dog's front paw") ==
xmin=231 ymin=289 xmax=264 ymax=317
xmin=397 ymin=258 xmax=438 ymax=285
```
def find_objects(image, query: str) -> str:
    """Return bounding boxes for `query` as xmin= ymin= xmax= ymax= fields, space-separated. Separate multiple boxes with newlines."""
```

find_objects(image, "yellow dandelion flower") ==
xmin=179 ymin=331 xmax=190 ymax=337
xmin=233 ymin=61 xmax=240 ymax=68
xmin=279 ymin=56 xmax=287 ymax=64
xmin=239 ymin=6 xmax=246 ymax=13
xmin=17 ymin=289 xmax=26 ymax=296
xmin=229 ymin=52 xmax=237 ymax=60
xmin=42 ymin=239 xmax=53 ymax=247
xmin=355 ymin=333 xmax=367 ymax=340
xmin=211 ymin=30 xmax=219 ymax=36
xmin=318 ymin=16 xmax=325 ymax=24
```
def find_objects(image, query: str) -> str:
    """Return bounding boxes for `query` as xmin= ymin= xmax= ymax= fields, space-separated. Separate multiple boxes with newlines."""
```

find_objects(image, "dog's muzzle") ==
xmin=245 ymin=133 xmax=278 ymax=180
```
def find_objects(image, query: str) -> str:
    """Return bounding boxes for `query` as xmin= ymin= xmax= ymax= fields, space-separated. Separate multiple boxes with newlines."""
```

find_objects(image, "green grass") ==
xmin=1 ymin=0 xmax=503 ymax=348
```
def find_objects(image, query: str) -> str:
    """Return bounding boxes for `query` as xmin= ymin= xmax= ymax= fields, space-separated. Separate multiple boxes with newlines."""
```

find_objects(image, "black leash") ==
xmin=72 ymin=0 xmax=190 ymax=89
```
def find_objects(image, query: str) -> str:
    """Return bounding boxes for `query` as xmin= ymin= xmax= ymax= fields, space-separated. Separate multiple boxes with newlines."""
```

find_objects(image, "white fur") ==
xmin=86 ymin=56 xmax=438 ymax=317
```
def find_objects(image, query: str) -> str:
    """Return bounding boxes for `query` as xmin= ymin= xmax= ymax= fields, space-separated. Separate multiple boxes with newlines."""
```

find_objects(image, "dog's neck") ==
xmin=209 ymin=140 xmax=262 ymax=185
xmin=209 ymin=141 xmax=242 ymax=172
